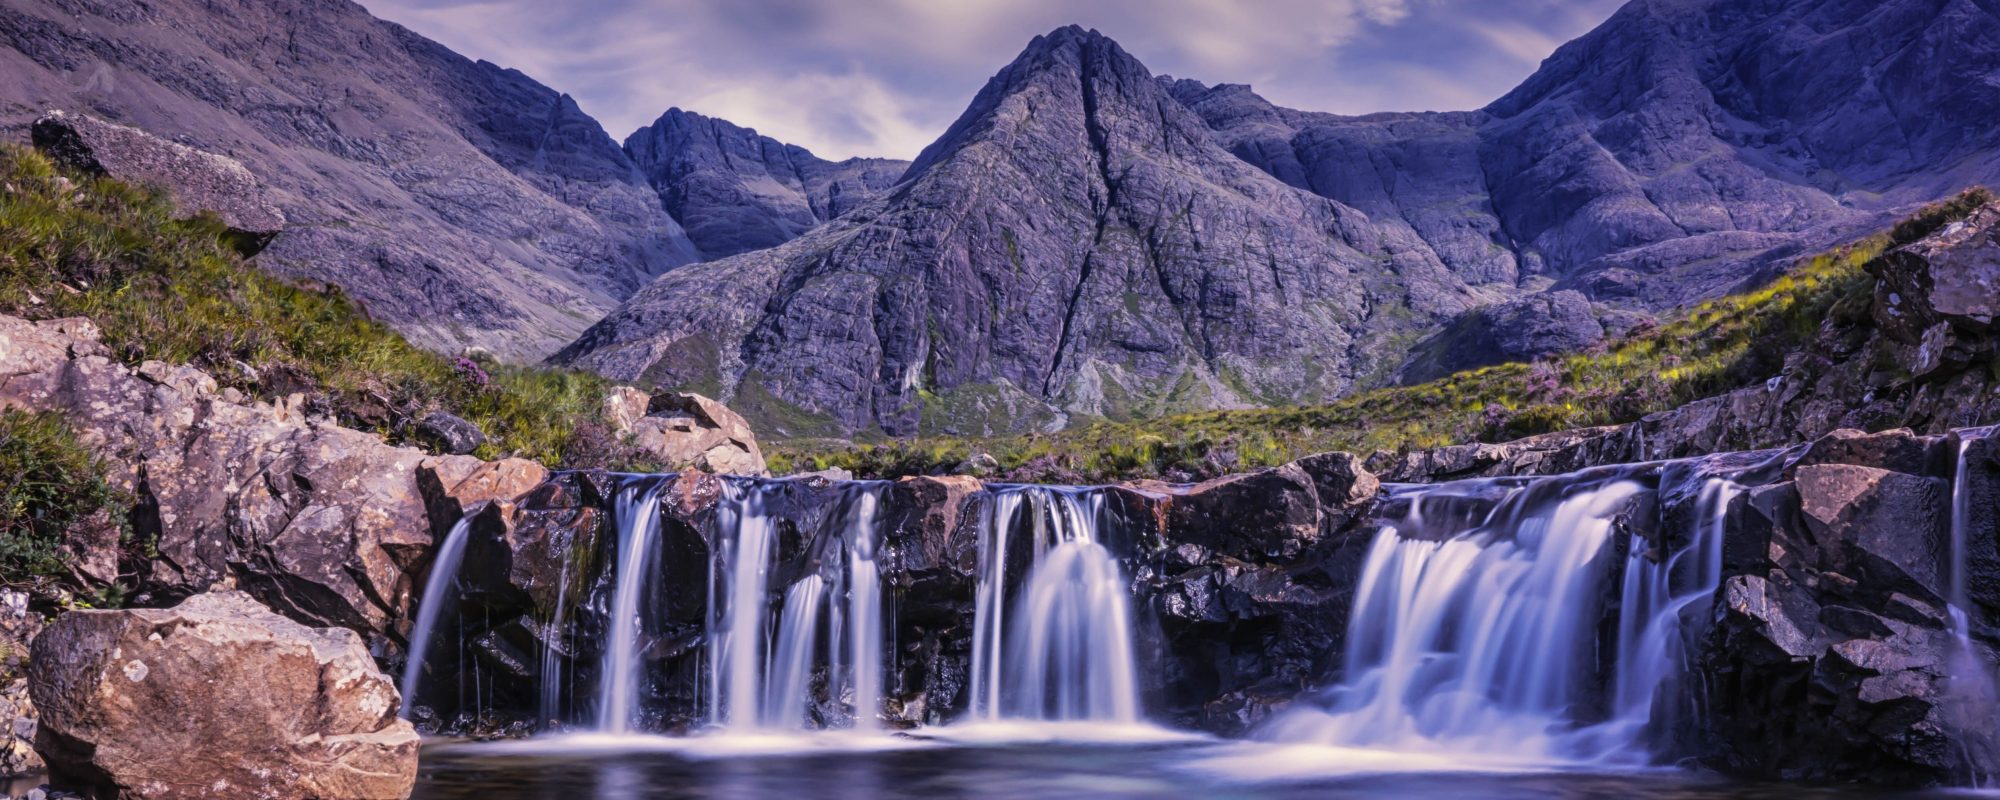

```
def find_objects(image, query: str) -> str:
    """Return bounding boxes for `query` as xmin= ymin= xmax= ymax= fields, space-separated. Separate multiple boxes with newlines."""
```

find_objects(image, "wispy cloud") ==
xmin=361 ymin=0 xmax=1626 ymax=160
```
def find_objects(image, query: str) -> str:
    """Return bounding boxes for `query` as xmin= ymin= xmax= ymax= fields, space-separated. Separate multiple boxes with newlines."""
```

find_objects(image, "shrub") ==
xmin=0 ymin=409 xmax=125 ymax=589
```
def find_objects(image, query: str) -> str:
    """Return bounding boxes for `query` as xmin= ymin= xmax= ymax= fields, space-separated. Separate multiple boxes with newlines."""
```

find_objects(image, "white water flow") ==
xmin=967 ymin=487 xmax=1141 ymax=724
xmin=597 ymin=481 xmax=666 ymax=734
xmin=705 ymin=482 xmax=887 ymax=731
xmin=1597 ymin=478 xmax=1739 ymax=755
xmin=1947 ymin=432 xmax=1999 ymax=786
xmin=764 ymin=574 xmax=827 ymax=730
xmin=845 ymin=491 xmax=884 ymax=731
xmin=398 ymin=516 xmax=473 ymax=718
xmin=1264 ymin=473 xmax=1735 ymax=764
xmin=708 ymin=482 xmax=778 ymax=728
xmin=538 ymin=552 xmax=572 ymax=730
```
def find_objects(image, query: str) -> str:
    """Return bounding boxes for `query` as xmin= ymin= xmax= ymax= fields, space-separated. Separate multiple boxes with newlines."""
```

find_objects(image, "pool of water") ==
xmin=411 ymin=729 xmax=1965 ymax=800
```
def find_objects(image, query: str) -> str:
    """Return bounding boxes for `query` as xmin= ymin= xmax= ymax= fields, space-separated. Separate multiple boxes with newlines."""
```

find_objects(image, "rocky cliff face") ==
xmin=562 ymin=0 xmax=2000 ymax=435
xmin=625 ymin=108 xmax=909 ymax=259
xmin=556 ymin=26 xmax=1487 ymax=437
xmin=1172 ymin=0 xmax=2000 ymax=312
xmin=0 ymin=0 xmax=701 ymax=361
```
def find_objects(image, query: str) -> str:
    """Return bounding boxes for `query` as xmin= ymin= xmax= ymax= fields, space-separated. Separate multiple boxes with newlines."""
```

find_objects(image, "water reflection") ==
xmin=413 ymin=739 xmax=1957 ymax=800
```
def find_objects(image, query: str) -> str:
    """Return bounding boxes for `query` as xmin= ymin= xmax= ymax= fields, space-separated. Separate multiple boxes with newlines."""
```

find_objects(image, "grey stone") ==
xmin=31 ymin=112 xmax=284 ymax=252
xmin=416 ymin=410 xmax=486 ymax=455
xmin=1396 ymin=290 xmax=1607 ymax=384
xmin=556 ymin=27 xmax=1482 ymax=436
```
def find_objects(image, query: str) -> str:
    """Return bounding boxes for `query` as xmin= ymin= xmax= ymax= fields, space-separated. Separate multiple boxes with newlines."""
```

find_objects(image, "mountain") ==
xmin=1170 ymin=0 xmax=2000 ymax=307
xmin=625 ymin=108 xmax=909 ymax=259
xmin=554 ymin=26 xmax=1490 ymax=437
xmin=564 ymin=0 xmax=2000 ymax=437
xmin=0 ymin=0 xmax=701 ymax=360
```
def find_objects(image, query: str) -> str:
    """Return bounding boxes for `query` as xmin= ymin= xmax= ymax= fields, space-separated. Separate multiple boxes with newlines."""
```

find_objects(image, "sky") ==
xmin=362 ymin=0 xmax=1628 ymax=161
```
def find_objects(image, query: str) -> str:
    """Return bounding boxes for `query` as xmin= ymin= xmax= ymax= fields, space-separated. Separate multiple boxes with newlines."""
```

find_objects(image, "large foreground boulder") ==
xmin=29 ymin=591 xmax=418 ymax=800
xmin=31 ymin=112 xmax=286 ymax=254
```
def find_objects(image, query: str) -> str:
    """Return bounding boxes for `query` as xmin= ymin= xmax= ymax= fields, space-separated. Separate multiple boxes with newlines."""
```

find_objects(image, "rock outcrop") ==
xmin=602 ymin=388 xmax=767 ymax=476
xmin=624 ymin=108 xmax=909 ymax=259
xmin=0 ymin=312 xmax=526 ymax=638
xmin=1395 ymin=290 xmax=1609 ymax=384
xmin=31 ymin=112 xmax=284 ymax=253
xmin=29 ymin=591 xmax=418 ymax=800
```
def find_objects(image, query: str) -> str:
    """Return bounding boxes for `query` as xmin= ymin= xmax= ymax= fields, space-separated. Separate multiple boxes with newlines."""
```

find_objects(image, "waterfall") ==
xmin=1262 ymin=469 xmax=1737 ymax=764
xmin=704 ymin=480 xmax=889 ymax=732
xmin=845 ymin=490 xmax=884 ymax=731
xmin=598 ymin=479 xmax=667 ymax=734
xmin=708 ymin=481 xmax=778 ymax=728
xmin=1946 ymin=431 xmax=1998 ymax=786
xmin=967 ymin=487 xmax=1141 ymax=724
xmin=398 ymin=516 xmax=473 ymax=719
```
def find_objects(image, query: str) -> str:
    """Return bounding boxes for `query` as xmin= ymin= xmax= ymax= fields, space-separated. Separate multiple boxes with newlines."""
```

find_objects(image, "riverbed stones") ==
xmin=29 ymin=591 xmax=418 ymax=800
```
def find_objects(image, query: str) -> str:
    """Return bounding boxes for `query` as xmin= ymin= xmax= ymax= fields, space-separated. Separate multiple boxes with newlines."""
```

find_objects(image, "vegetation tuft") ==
xmin=773 ymin=187 xmax=1997 ymax=482
xmin=0 ymin=409 xmax=126 ymax=590
xmin=0 ymin=146 xmax=650 ymax=468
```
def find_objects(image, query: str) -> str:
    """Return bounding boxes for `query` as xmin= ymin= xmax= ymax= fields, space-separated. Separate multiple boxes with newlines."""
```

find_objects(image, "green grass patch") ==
xmin=0 ymin=146 xmax=642 ymax=468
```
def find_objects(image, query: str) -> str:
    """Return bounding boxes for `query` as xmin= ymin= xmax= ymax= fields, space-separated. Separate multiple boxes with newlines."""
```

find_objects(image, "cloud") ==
xmin=360 ymin=0 xmax=1624 ymax=160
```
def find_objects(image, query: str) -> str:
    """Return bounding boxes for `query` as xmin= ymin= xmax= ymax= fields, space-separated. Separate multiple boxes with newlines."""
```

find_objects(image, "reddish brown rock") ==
xmin=29 ymin=591 xmax=418 ymax=800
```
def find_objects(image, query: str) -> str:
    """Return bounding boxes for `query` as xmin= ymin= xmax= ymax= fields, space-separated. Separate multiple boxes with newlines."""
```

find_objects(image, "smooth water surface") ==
xmin=411 ymin=737 xmax=1965 ymax=800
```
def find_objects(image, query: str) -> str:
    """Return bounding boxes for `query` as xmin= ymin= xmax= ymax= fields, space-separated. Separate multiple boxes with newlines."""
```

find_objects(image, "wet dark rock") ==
xmin=416 ymin=411 xmax=487 ymax=455
xmin=31 ymin=112 xmax=285 ymax=254
xmin=1140 ymin=465 xmax=1321 ymax=563
xmin=1793 ymin=464 xmax=1948 ymax=602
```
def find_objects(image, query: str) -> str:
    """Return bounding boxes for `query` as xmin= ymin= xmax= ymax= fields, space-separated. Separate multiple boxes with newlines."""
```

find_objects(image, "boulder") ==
xmin=1138 ymin=465 xmax=1321 ymax=562
xmin=1396 ymin=290 xmax=1607 ymax=384
xmin=604 ymin=389 xmax=767 ymax=476
xmin=414 ymin=411 xmax=486 ymax=455
xmin=29 ymin=591 xmax=418 ymax=800
xmin=1790 ymin=428 xmax=1943 ymax=476
xmin=31 ymin=112 xmax=285 ymax=254
xmin=1873 ymin=201 xmax=2000 ymax=343
xmin=1793 ymin=464 xmax=1948 ymax=601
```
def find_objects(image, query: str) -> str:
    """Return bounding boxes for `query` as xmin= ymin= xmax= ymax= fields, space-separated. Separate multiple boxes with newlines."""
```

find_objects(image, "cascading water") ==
xmin=1945 ymin=430 xmax=1999 ymax=786
xmin=1260 ymin=466 xmax=1741 ymax=766
xmin=598 ymin=479 xmax=667 ymax=734
xmin=844 ymin=490 xmax=885 ymax=731
xmin=967 ymin=486 xmax=1141 ymax=724
xmin=705 ymin=480 xmax=889 ymax=732
xmin=398 ymin=516 xmax=473 ymax=719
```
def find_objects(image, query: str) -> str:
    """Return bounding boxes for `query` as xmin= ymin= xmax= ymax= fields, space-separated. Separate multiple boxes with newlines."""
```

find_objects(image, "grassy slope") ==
xmin=0 ymin=146 xmax=651 ymax=469
xmin=773 ymin=189 xmax=1997 ymax=482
